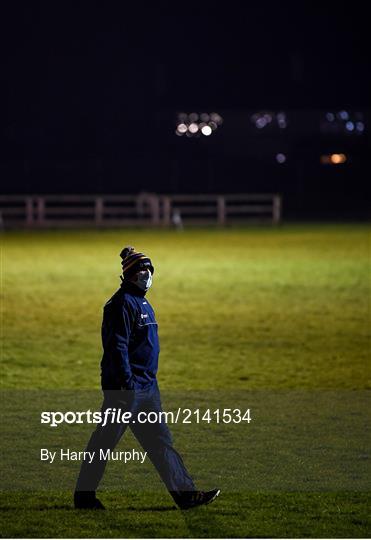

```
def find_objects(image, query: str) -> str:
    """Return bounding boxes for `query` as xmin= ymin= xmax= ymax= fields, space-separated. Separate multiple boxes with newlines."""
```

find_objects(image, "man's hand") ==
xmin=119 ymin=388 xmax=136 ymax=408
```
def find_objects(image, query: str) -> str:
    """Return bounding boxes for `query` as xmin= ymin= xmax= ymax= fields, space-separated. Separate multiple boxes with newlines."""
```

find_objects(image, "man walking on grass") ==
xmin=74 ymin=246 xmax=220 ymax=510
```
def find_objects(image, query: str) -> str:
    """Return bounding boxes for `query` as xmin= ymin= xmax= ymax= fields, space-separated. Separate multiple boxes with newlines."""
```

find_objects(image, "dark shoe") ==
xmin=176 ymin=489 xmax=221 ymax=510
xmin=74 ymin=491 xmax=105 ymax=510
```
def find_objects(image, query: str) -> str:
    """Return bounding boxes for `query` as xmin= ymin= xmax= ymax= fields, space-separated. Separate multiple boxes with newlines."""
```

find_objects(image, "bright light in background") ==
xmin=330 ymin=153 xmax=347 ymax=164
xmin=320 ymin=153 xmax=347 ymax=165
xmin=264 ymin=113 xmax=272 ymax=124
xmin=338 ymin=110 xmax=349 ymax=120
xmin=251 ymin=111 xmax=288 ymax=130
xmin=256 ymin=117 xmax=267 ymax=129
xmin=175 ymin=112 xmax=223 ymax=138
xmin=277 ymin=112 xmax=287 ymax=128
xmin=210 ymin=112 xmax=223 ymax=125
xmin=176 ymin=123 xmax=188 ymax=134
xmin=276 ymin=153 xmax=286 ymax=164
xmin=201 ymin=125 xmax=212 ymax=136
xmin=322 ymin=111 xmax=365 ymax=135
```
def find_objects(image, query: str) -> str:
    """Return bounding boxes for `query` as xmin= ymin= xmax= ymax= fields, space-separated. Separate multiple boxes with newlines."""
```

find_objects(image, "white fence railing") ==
xmin=0 ymin=193 xmax=282 ymax=228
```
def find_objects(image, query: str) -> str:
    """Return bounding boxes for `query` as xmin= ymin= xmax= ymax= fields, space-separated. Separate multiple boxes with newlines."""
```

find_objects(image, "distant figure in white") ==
xmin=172 ymin=208 xmax=183 ymax=230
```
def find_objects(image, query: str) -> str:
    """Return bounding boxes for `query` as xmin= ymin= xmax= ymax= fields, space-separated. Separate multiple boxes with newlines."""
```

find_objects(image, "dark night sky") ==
xmin=1 ymin=2 xmax=371 ymax=215
xmin=4 ymin=3 xmax=371 ymax=108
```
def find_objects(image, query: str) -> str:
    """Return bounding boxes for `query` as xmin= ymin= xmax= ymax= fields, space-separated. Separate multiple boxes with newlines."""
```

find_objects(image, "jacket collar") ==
xmin=120 ymin=279 xmax=146 ymax=297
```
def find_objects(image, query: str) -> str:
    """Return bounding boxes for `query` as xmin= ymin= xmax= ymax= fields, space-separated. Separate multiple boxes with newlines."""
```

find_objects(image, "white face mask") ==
xmin=135 ymin=269 xmax=153 ymax=291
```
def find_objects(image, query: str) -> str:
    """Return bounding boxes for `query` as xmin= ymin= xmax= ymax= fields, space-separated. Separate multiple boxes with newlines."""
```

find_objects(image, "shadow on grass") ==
xmin=180 ymin=499 xmax=231 ymax=538
xmin=126 ymin=505 xmax=177 ymax=512
xmin=1 ymin=503 xmax=177 ymax=512
xmin=0 ymin=504 xmax=73 ymax=511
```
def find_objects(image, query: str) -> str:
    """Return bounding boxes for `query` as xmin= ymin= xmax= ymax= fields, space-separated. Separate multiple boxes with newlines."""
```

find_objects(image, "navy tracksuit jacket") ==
xmin=76 ymin=280 xmax=195 ymax=495
xmin=100 ymin=281 xmax=159 ymax=391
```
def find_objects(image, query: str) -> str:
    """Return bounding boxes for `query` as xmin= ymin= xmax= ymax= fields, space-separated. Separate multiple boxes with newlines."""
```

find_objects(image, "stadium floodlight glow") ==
xmin=320 ymin=153 xmax=347 ymax=165
xmin=175 ymin=111 xmax=223 ymax=138
xmin=330 ymin=153 xmax=347 ymax=164
xmin=338 ymin=110 xmax=349 ymax=120
xmin=210 ymin=112 xmax=223 ymax=125
xmin=276 ymin=153 xmax=286 ymax=164
xmin=322 ymin=110 xmax=365 ymax=136
xmin=176 ymin=123 xmax=188 ymax=134
xmin=320 ymin=155 xmax=331 ymax=164
xmin=188 ymin=123 xmax=199 ymax=134
xmin=201 ymin=125 xmax=212 ymax=136
xmin=277 ymin=112 xmax=287 ymax=128
xmin=264 ymin=113 xmax=272 ymax=124
xmin=256 ymin=117 xmax=267 ymax=129
xmin=252 ymin=111 xmax=288 ymax=129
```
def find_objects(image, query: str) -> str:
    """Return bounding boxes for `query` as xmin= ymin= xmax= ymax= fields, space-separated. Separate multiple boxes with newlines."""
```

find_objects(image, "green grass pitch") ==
xmin=1 ymin=224 xmax=370 ymax=537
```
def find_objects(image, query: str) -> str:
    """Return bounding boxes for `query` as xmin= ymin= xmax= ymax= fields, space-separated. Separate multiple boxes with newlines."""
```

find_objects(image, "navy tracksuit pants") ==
xmin=75 ymin=381 xmax=195 ymax=494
